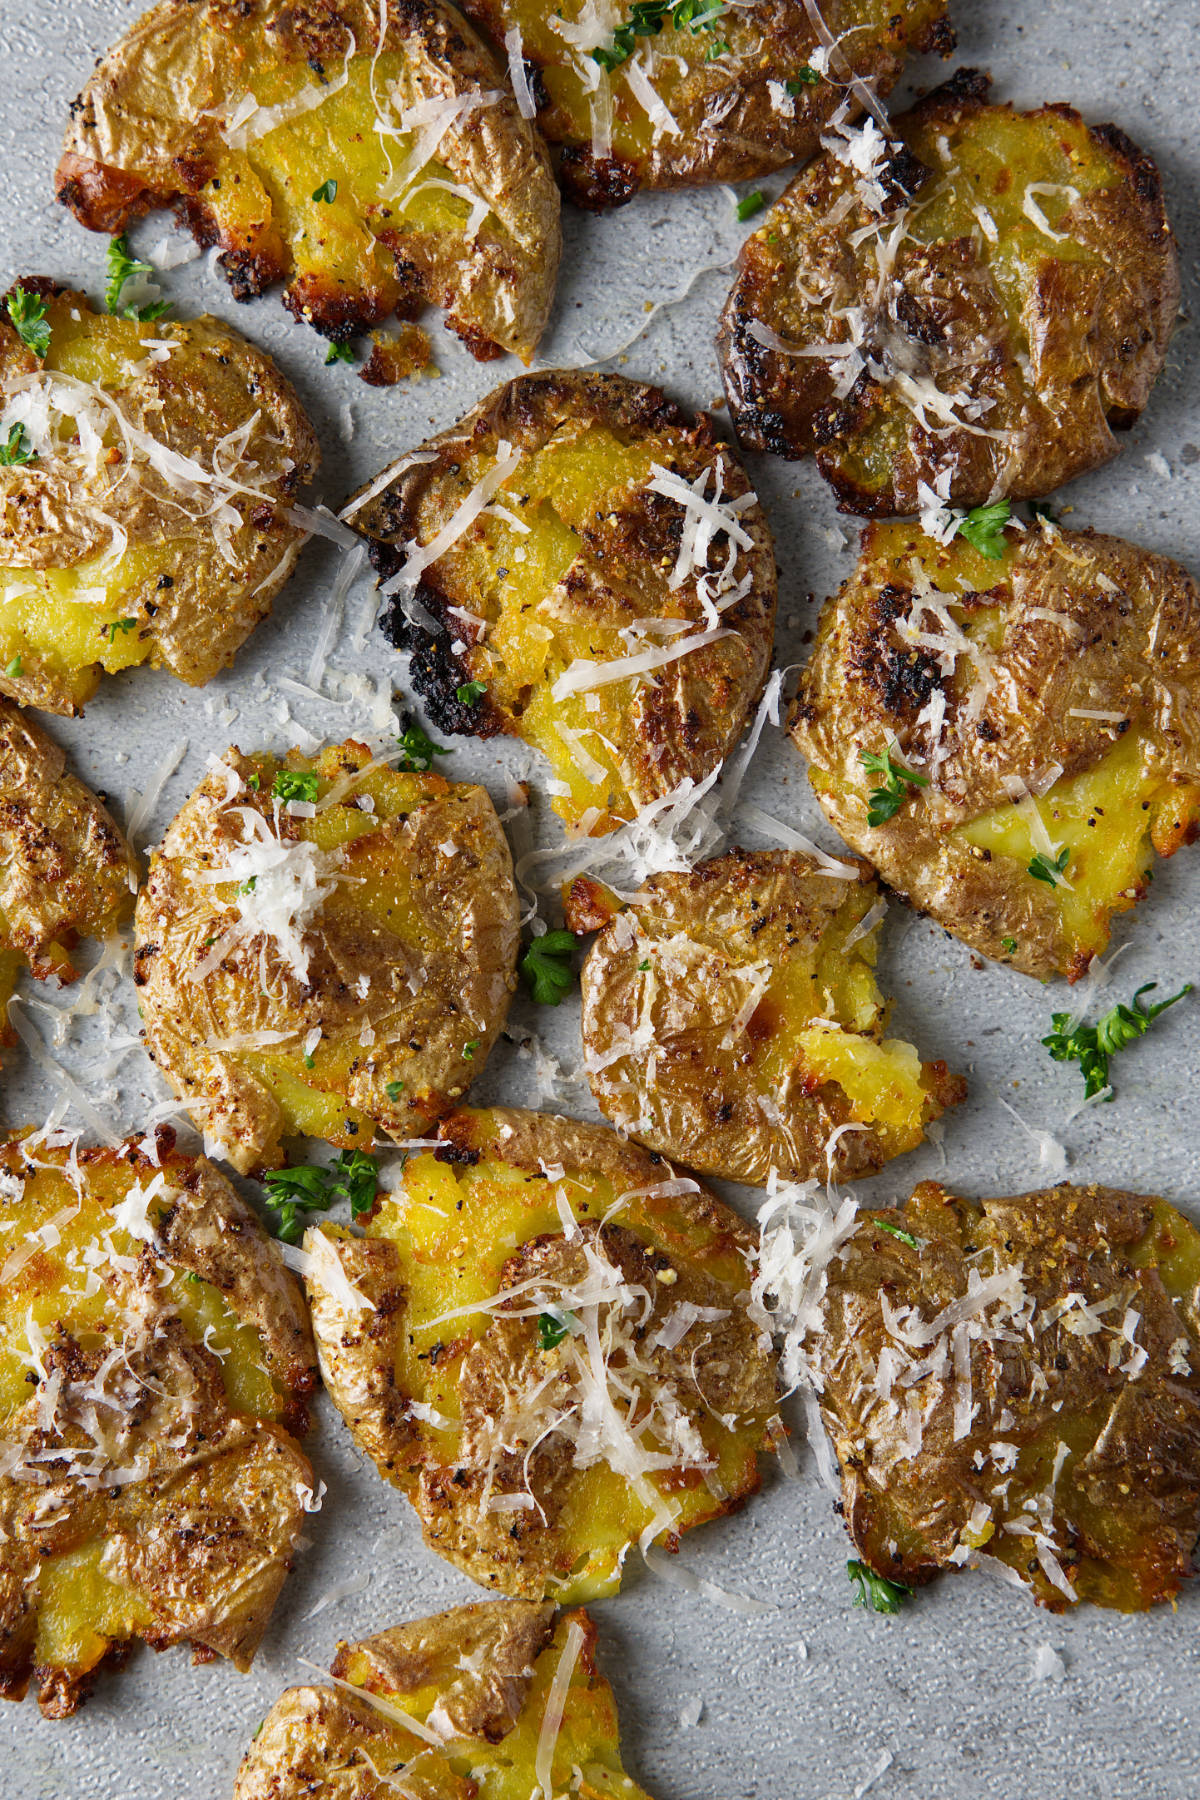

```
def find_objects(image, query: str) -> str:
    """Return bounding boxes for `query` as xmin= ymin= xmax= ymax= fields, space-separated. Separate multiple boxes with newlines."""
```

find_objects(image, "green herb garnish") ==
xmin=0 ymin=423 xmax=35 ymax=466
xmin=311 ymin=179 xmax=338 ymax=203
xmin=397 ymin=719 xmax=446 ymax=773
xmin=1043 ymin=982 xmax=1192 ymax=1102
xmin=272 ymin=769 xmax=320 ymax=804
xmin=848 ymin=1558 xmax=912 ymax=1615
xmin=638 ymin=958 xmax=651 ymax=971
xmin=262 ymin=1149 xmax=380 ymax=1244
xmin=955 ymin=499 xmax=1011 ymax=560
xmin=7 ymin=287 xmax=50 ymax=359
xmin=859 ymin=742 xmax=930 ymax=827
xmin=736 ymin=191 xmax=765 ymax=222
xmin=247 ymin=773 xmax=261 ymax=791
xmin=456 ymin=680 xmax=487 ymax=706
xmin=105 ymin=234 xmax=171 ymax=321
xmin=463 ymin=1039 xmax=480 ymax=1060
xmin=4 ymin=656 xmax=21 ymax=678
xmin=592 ymin=0 xmax=725 ymax=68
xmin=1001 ymin=936 xmax=1018 ymax=954
xmin=1027 ymin=846 xmax=1070 ymax=887
xmin=325 ymin=341 xmax=356 ymax=365
xmin=786 ymin=67 xmax=821 ymax=90
xmin=109 ymin=616 xmax=138 ymax=635
xmin=385 ymin=1080 xmax=404 ymax=1100
xmin=238 ymin=876 xmax=257 ymax=895
xmin=537 ymin=1310 xmax=576 ymax=1350
xmin=520 ymin=929 xmax=576 ymax=1005
xmin=874 ymin=1217 xmax=922 ymax=1251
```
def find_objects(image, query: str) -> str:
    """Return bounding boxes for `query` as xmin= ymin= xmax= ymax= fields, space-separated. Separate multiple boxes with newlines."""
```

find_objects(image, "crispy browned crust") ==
xmin=459 ymin=0 xmax=952 ymax=206
xmin=0 ymin=700 xmax=137 ymax=978
xmin=809 ymin=1181 xmax=1200 ymax=1612
xmin=0 ymin=1132 xmax=316 ymax=1715
xmin=718 ymin=73 xmax=1180 ymax=510
xmin=0 ymin=288 xmax=319 ymax=713
xmin=579 ymin=848 xmax=964 ymax=1186
xmin=789 ymin=521 xmax=1200 ymax=980
xmin=305 ymin=1106 xmax=778 ymax=1598
xmin=134 ymin=744 xmax=520 ymax=1173
xmin=56 ymin=0 xmax=561 ymax=361
xmin=347 ymin=369 xmax=777 ymax=816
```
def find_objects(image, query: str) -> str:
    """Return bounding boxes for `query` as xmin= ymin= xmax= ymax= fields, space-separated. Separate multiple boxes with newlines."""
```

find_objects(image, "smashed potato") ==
xmin=303 ymin=1107 xmax=779 ymax=1600
xmin=57 ymin=0 xmax=561 ymax=363
xmin=789 ymin=520 xmax=1200 ymax=981
xmin=348 ymin=371 xmax=776 ymax=835
xmin=574 ymin=849 xmax=964 ymax=1187
xmin=234 ymin=1601 xmax=653 ymax=1800
xmin=458 ymin=0 xmax=952 ymax=208
xmin=719 ymin=70 xmax=1180 ymax=512
xmin=134 ymin=740 xmax=519 ymax=1174
xmin=808 ymin=1180 xmax=1200 ymax=1611
xmin=0 ymin=1129 xmax=316 ymax=1716
xmin=0 ymin=283 xmax=318 ymax=715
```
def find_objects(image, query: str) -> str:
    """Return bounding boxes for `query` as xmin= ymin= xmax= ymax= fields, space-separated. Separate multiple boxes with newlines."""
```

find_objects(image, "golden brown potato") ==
xmin=0 ymin=283 xmax=318 ymax=715
xmin=0 ymin=700 xmax=136 ymax=1059
xmin=789 ymin=519 xmax=1200 ymax=981
xmin=134 ymin=740 xmax=520 ymax=1174
xmin=0 ymin=1129 xmax=317 ymax=1716
xmin=303 ymin=1106 xmax=780 ymax=1600
xmin=807 ymin=1180 xmax=1200 ymax=1611
xmin=56 ymin=0 xmax=561 ymax=363
xmin=719 ymin=70 xmax=1180 ymax=512
xmin=575 ymin=848 xmax=964 ymax=1186
xmin=457 ymin=0 xmax=952 ymax=208
xmin=234 ymin=1601 xmax=654 ymax=1800
xmin=347 ymin=371 xmax=776 ymax=835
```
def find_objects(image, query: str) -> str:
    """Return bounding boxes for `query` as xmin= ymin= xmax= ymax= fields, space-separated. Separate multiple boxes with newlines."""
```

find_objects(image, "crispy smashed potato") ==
xmin=234 ymin=1601 xmax=654 ymax=1800
xmin=789 ymin=520 xmax=1200 ymax=981
xmin=348 ymin=371 xmax=776 ymax=835
xmin=0 ymin=701 xmax=136 ymax=1056
xmin=575 ymin=849 xmax=964 ymax=1187
xmin=134 ymin=740 xmax=520 ymax=1174
xmin=57 ymin=0 xmax=561 ymax=363
xmin=0 ymin=283 xmax=317 ymax=715
xmin=0 ymin=1129 xmax=316 ymax=1716
xmin=304 ymin=1106 xmax=779 ymax=1600
xmin=808 ymin=1180 xmax=1200 ymax=1611
xmin=457 ymin=0 xmax=952 ymax=208
xmin=719 ymin=70 xmax=1180 ymax=512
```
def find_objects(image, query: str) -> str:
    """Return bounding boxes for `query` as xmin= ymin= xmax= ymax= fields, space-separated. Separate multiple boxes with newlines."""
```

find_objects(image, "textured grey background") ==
xmin=0 ymin=0 xmax=1198 ymax=1795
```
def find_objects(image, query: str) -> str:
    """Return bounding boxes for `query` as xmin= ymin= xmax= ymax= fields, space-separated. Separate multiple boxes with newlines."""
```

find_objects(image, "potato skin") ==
xmin=134 ymin=742 xmax=520 ymax=1173
xmin=578 ymin=848 xmax=963 ymax=1186
xmin=305 ymin=1107 xmax=779 ymax=1600
xmin=458 ymin=0 xmax=952 ymax=207
xmin=0 ymin=1132 xmax=316 ymax=1716
xmin=56 ymin=0 xmax=561 ymax=362
xmin=0 ymin=285 xmax=318 ymax=714
xmin=809 ymin=1181 xmax=1200 ymax=1611
xmin=348 ymin=370 xmax=776 ymax=831
xmin=718 ymin=71 xmax=1180 ymax=511
xmin=789 ymin=520 xmax=1200 ymax=981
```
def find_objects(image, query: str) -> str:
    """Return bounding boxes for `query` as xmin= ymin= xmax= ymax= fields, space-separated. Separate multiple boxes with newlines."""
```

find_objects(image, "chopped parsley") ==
xmin=311 ymin=179 xmax=338 ymax=203
xmin=537 ymin=1310 xmax=576 ymax=1350
xmin=520 ymin=929 xmax=576 ymax=1005
xmin=1001 ymin=936 xmax=1018 ymax=954
xmin=385 ymin=1080 xmax=404 ymax=1100
xmin=859 ymin=742 xmax=929 ymax=827
xmin=1043 ymin=982 xmax=1192 ymax=1102
xmin=955 ymin=499 xmax=1011 ymax=560
xmin=4 ymin=657 xmax=21 ymax=678
xmin=6 ymin=287 xmax=51 ymax=359
xmin=261 ymin=1149 xmax=380 ymax=1243
xmin=247 ymin=773 xmax=261 ymax=791
xmin=272 ymin=769 xmax=320 ymax=804
xmin=109 ymin=616 xmax=138 ymax=635
xmin=456 ymin=680 xmax=487 ymax=706
xmin=238 ymin=876 xmax=258 ymax=895
xmin=1029 ymin=499 xmax=1058 ymax=524
xmin=638 ymin=958 xmax=651 ymax=971
xmin=736 ymin=190 xmax=765 ymax=222
xmin=0 ymin=423 xmax=35 ymax=466
xmin=325 ymin=341 xmax=356 ymax=365
xmin=462 ymin=1039 xmax=480 ymax=1060
xmin=848 ymin=1558 xmax=912 ymax=1615
xmin=105 ymin=234 xmax=171 ymax=321
xmin=1027 ymin=846 xmax=1070 ymax=887
xmin=592 ymin=0 xmax=725 ymax=69
xmin=397 ymin=719 xmax=446 ymax=773
xmin=786 ymin=67 xmax=822 ymax=90
xmin=874 ymin=1217 xmax=922 ymax=1251
xmin=303 ymin=1053 xmax=315 ymax=1069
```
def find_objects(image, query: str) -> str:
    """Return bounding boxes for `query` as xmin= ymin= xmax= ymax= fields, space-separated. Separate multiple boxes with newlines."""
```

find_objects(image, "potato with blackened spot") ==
xmin=578 ymin=849 xmax=964 ymax=1187
xmin=0 ymin=1129 xmax=316 ymax=1717
xmin=56 ymin=0 xmax=561 ymax=364
xmin=134 ymin=740 xmax=519 ymax=1174
xmin=0 ymin=701 xmax=136 ymax=1057
xmin=234 ymin=1601 xmax=654 ymax=1800
xmin=0 ymin=284 xmax=318 ymax=715
xmin=789 ymin=520 xmax=1200 ymax=981
xmin=807 ymin=1180 xmax=1200 ymax=1611
xmin=719 ymin=70 xmax=1179 ymax=512
xmin=457 ymin=0 xmax=951 ymax=208
xmin=303 ymin=1106 xmax=780 ymax=1600
xmin=347 ymin=370 xmax=776 ymax=835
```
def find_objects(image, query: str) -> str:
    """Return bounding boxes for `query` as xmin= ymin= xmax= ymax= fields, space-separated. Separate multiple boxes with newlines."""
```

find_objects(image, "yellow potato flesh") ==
xmin=0 ymin=301 xmax=177 ymax=697
xmin=0 ymin=1152 xmax=281 ymax=1673
xmin=362 ymin=1135 xmax=766 ymax=1601
xmin=338 ymin=1612 xmax=649 ymax=1800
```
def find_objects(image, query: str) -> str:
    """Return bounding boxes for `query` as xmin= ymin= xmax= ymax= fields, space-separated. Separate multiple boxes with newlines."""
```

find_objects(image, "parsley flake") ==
xmin=463 ymin=1039 xmax=480 ymax=1060
xmin=592 ymin=0 xmax=725 ymax=68
xmin=105 ymin=234 xmax=171 ymax=321
xmin=456 ymin=680 xmax=487 ymax=706
xmin=385 ymin=1080 xmax=404 ymax=1100
xmin=875 ymin=1217 xmax=922 ymax=1251
xmin=325 ymin=341 xmax=356 ymax=365
xmin=859 ymin=741 xmax=929 ymax=827
xmin=397 ymin=719 xmax=446 ymax=773
xmin=1001 ymin=936 xmax=1018 ymax=954
xmin=786 ymin=67 xmax=822 ymax=90
xmin=261 ymin=1149 xmax=380 ymax=1243
xmin=272 ymin=769 xmax=320 ymax=804
xmin=1027 ymin=846 xmax=1070 ymax=887
xmin=848 ymin=1558 xmax=912 ymax=1615
xmin=0 ymin=423 xmax=35 ymax=467
xmin=537 ymin=1310 xmax=576 ymax=1350
xmin=311 ymin=179 xmax=338 ymax=203
xmin=7 ymin=287 xmax=50 ymax=359
xmin=520 ymin=930 xmax=576 ymax=1006
xmin=736 ymin=190 xmax=765 ymax=221
xmin=4 ymin=657 xmax=21 ymax=678
xmin=956 ymin=499 xmax=1011 ymax=560
xmin=1043 ymin=982 xmax=1192 ymax=1102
